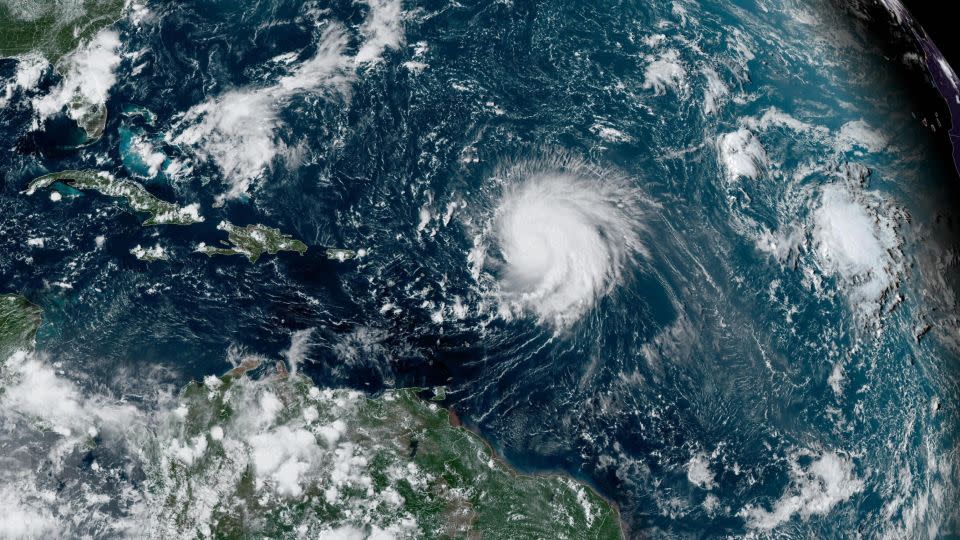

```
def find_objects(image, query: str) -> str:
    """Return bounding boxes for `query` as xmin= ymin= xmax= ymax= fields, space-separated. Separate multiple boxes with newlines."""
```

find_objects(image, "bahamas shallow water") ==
xmin=2 ymin=0 xmax=960 ymax=536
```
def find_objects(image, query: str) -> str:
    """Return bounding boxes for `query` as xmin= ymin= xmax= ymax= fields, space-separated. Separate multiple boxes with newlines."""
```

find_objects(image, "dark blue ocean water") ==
xmin=2 ymin=0 xmax=960 ymax=536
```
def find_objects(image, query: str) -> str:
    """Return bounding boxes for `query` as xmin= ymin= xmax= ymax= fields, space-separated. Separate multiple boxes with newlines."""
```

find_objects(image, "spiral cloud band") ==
xmin=475 ymin=157 xmax=648 ymax=328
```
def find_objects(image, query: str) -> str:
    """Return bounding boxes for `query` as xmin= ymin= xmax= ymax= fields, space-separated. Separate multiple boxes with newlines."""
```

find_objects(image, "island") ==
xmin=24 ymin=169 xmax=204 ymax=226
xmin=0 ymin=294 xmax=42 ymax=359
xmin=120 ymin=103 xmax=158 ymax=127
xmin=22 ymin=171 xmax=350 ymax=265
xmin=130 ymin=244 xmax=169 ymax=262
xmin=195 ymin=220 xmax=308 ymax=263
xmin=326 ymin=247 xmax=358 ymax=261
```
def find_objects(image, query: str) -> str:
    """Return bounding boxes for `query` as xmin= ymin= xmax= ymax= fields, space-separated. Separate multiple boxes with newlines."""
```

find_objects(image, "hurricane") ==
xmin=471 ymin=156 xmax=649 ymax=328
xmin=4 ymin=0 xmax=960 ymax=536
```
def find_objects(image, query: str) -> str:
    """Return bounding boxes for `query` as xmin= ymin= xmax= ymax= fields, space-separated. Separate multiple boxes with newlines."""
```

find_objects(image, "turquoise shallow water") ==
xmin=2 ymin=0 xmax=960 ymax=536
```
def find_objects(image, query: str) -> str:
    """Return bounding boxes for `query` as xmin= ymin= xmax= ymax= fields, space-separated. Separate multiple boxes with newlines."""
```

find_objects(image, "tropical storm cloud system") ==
xmin=2 ymin=0 xmax=960 ymax=537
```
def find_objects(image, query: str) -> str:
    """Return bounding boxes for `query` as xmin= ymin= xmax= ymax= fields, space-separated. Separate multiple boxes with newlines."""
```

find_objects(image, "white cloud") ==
xmin=717 ymin=128 xmax=768 ymax=182
xmin=642 ymin=49 xmax=686 ymax=95
xmin=837 ymin=120 xmax=888 ymax=153
xmin=740 ymin=451 xmax=863 ymax=530
xmin=32 ymin=30 xmax=121 ymax=128
xmin=171 ymin=28 xmax=352 ymax=202
xmin=284 ymin=328 xmax=315 ymax=375
xmin=481 ymin=161 xmax=649 ymax=328
xmin=130 ymin=243 xmax=167 ymax=260
xmin=169 ymin=434 xmax=209 ymax=466
xmin=317 ymin=526 xmax=367 ymax=540
xmin=812 ymin=181 xmax=903 ymax=315
xmin=0 ymin=53 xmax=48 ymax=108
xmin=355 ymin=0 xmax=405 ymax=65
xmin=0 ymin=479 xmax=59 ymax=539
xmin=1 ymin=350 xmax=140 ymax=443
xmin=0 ymin=341 xmax=622 ymax=538
xmin=250 ymin=426 xmax=320 ymax=496
xmin=128 ymin=134 xmax=166 ymax=178
xmin=814 ymin=186 xmax=886 ymax=276
xmin=743 ymin=107 xmax=820 ymax=134
xmin=590 ymin=123 xmax=632 ymax=143
xmin=687 ymin=452 xmax=715 ymax=490
xmin=170 ymin=89 xmax=279 ymax=200
xmin=701 ymin=67 xmax=728 ymax=115
xmin=172 ymin=0 xmax=406 ymax=202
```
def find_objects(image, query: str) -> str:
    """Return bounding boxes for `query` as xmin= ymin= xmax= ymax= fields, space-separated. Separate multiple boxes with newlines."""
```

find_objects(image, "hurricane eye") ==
xmin=473 ymin=156 xmax=649 ymax=329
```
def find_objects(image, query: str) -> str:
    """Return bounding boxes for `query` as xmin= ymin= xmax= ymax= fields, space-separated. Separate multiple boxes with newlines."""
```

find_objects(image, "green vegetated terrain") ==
xmin=0 ymin=294 xmax=42 ymax=359
xmin=0 ymin=295 xmax=623 ymax=538
xmin=26 ymin=170 xmax=320 ymax=263
xmin=155 ymin=368 xmax=624 ymax=539
xmin=0 ymin=0 xmax=124 ymax=61
xmin=26 ymin=169 xmax=205 ymax=226
xmin=196 ymin=221 xmax=309 ymax=263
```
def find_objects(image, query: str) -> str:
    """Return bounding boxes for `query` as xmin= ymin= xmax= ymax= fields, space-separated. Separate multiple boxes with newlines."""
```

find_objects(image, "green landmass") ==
xmin=151 ymin=365 xmax=624 ymax=539
xmin=0 ymin=295 xmax=623 ymax=538
xmin=326 ymin=247 xmax=358 ymax=261
xmin=0 ymin=0 xmax=124 ymax=61
xmin=24 ymin=169 xmax=204 ymax=226
xmin=70 ymin=98 xmax=108 ymax=143
xmin=0 ymin=294 xmax=42 ymax=360
xmin=195 ymin=220 xmax=308 ymax=263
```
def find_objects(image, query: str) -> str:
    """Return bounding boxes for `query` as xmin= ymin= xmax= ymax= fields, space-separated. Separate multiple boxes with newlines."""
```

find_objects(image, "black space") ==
xmin=901 ymin=1 xmax=960 ymax=71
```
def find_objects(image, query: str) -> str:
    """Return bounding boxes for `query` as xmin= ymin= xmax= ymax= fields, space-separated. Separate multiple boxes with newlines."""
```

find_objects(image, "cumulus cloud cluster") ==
xmin=170 ymin=0 xmax=404 ymax=202
xmin=739 ymin=451 xmax=863 ymax=530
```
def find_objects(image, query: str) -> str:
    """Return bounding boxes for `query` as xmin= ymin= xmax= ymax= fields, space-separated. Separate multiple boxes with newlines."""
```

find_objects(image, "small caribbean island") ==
xmin=0 ymin=295 xmax=623 ymax=538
